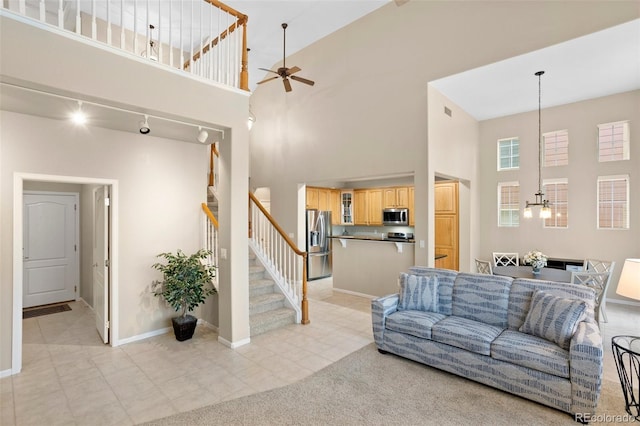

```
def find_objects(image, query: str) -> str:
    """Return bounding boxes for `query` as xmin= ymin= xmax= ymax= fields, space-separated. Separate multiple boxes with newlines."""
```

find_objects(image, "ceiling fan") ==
xmin=257 ymin=23 xmax=315 ymax=93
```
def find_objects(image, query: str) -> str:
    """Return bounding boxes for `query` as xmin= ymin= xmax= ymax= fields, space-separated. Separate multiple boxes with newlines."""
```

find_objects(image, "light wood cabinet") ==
xmin=383 ymin=187 xmax=410 ymax=208
xmin=330 ymin=189 xmax=341 ymax=225
xmin=368 ymin=189 xmax=383 ymax=225
xmin=409 ymin=186 xmax=415 ymax=226
xmin=353 ymin=189 xmax=383 ymax=225
xmin=354 ymin=190 xmax=368 ymax=225
xmin=435 ymin=181 xmax=459 ymax=270
xmin=306 ymin=187 xmax=319 ymax=209
xmin=340 ymin=190 xmax=354 ymax=225
xmin=317 ymin=188 xmax=331 ymax=211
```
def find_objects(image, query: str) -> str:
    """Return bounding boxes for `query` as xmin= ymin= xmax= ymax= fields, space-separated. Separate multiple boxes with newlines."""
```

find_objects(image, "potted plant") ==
xmin=152 ymin=249 xmax=217 ymax=341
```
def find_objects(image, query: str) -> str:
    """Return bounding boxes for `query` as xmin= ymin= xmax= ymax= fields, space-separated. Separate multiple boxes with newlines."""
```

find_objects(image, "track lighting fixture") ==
xmin=71 ymin=101 xmax=87 ymax=125
xmin=139 ymin=115 xmax=151 ymax=134
xmin=197 ymin=126 xmax=209 ymax=143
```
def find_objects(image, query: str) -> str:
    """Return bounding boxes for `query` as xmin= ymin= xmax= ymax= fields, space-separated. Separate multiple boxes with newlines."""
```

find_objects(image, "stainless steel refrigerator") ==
xmin=306 ymin=209 xmax=332 ymax=280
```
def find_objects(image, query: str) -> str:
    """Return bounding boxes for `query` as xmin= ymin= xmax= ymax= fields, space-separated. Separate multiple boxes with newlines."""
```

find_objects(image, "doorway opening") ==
xmin=11 ymin=173 xmax=119 ymax=375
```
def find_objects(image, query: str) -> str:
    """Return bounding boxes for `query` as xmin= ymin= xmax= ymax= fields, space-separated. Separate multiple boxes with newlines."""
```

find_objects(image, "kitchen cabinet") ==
xmin=340 ymin=190 xmax=354 ymax=225
xmin=409 ymin=186 xmax=415 ymax=226
xmin=383 ymin=187 xmax=410 ymax=208
xmin=330 ymin=189 xmax=341 ymax=225
xmin=354 ymin=189 xmax=383 ymax=225
xmin=306 ymin=187 xmax=319 ymax=209
xmin=318 ymin=188 xmax=331 ymax=211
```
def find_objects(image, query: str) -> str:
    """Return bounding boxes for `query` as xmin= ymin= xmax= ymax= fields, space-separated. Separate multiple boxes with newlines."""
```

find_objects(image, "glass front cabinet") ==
xmin=341 ymin=190 xmax=354 ymax=225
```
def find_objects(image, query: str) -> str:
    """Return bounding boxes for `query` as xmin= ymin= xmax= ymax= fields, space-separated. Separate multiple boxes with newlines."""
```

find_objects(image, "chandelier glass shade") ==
xmin=524 ymin=71 xmax=551 ymax=220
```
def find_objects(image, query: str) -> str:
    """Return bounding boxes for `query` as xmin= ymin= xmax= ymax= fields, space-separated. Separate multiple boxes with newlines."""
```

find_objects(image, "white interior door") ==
xmin=23 ymin=193 xmax=78 ymax=308
xmin=94 ymin=186 xmax=109 ymax=344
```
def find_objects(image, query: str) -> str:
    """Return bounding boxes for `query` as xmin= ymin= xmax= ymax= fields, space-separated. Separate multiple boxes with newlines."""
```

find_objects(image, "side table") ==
xmin=612 ymin=335 xmax=640 ymax=420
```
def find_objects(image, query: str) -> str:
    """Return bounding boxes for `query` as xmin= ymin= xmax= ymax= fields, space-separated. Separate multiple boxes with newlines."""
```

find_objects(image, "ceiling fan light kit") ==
xmin=257 ymin=23 xmax=315 ymax=93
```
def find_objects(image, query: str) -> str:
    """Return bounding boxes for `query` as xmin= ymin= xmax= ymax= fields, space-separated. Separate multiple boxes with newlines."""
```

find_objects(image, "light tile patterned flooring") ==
xmin=1 ymin=290 xmax=638 ymax=425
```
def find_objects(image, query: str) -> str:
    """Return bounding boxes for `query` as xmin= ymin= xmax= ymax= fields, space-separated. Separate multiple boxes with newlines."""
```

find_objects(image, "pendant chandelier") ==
xmin=523 ymin=70 xmax=552 ymax=219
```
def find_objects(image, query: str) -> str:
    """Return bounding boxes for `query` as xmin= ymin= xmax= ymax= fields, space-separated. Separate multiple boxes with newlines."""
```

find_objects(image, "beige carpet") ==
xmin=141 ymin=343 xmax=628 ymax=425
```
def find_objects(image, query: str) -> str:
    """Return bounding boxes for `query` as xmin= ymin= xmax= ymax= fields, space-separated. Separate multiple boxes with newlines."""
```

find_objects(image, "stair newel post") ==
xmin=301 ymin=252 xmax=310 ymax=324
xmin=240 ymin=17 xmax=249 ymax=91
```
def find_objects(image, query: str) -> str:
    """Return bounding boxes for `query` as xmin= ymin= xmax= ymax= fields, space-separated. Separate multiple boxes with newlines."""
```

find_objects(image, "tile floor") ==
xmin=1 ymin=290 xmax=638 ymax=425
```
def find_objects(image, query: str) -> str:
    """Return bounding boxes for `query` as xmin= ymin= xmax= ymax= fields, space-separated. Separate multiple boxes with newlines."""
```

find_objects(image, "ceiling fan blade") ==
xmin=258 ymin=67 xmax=279 ymax=75
xmin=283 ymin=77 xmax=292 ymax=92
xmin=257 ymin=76 xmax=279 ymax=85
xmin=290 ymin=75 xmax=315 ymax=86
xmin=287 ymin=66 xmax=301 ymax=75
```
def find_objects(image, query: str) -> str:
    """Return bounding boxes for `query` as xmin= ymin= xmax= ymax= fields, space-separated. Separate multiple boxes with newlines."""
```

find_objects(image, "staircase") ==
xmin=249 ymin=248 xmax=297 ymax=336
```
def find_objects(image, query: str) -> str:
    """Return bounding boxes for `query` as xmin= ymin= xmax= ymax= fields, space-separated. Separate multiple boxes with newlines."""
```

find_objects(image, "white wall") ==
xmin=479 ymin=90 xmax=640 ymax=303
xmin=248 ymin=1 xmax=638 ymax=274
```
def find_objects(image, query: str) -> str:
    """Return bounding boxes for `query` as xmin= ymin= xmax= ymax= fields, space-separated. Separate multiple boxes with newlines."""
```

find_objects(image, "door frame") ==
xmin=12 ymin=173 xmax=119 ymax=375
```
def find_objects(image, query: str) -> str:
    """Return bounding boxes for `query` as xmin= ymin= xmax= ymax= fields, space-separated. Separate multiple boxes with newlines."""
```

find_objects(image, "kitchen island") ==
xmin=331 ymin=236 xmax=415 ymax=297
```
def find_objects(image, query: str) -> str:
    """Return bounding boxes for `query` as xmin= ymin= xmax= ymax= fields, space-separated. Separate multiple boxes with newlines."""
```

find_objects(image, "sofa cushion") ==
xmin=397 ymin=273 xmax=438 ymax=312
xmin=519 ymin=290 xmax=587 ymax=350
xmin=431 ymin=316 xmax=504 ymax=355
xmin=408 ymin=267 xmax=457 ymax=315
xmin=451 ymin=273 xmax=513 ymax=328
xmin=491 ymin=330 xmax=570 ymax=378
xmin=508 ymin=279 xmax=596 ymax=330
xmin=386 ymin=310 xmax=447 ymax=340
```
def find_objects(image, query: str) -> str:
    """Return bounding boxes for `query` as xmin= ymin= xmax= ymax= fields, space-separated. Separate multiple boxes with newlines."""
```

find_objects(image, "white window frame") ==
xmin=597 ymin=174 xmax=629 ymax=230
xmin=543 ymin=129 xmax=569 ymax=167
xmin=497 ymin=137 xmax=520 ymax=171
xmin=543 ymin=178 xmax=568 ymax=229
xmin=597 ymin=120 xmax=630 ymax=162
xmin=497 ymin=181 xmax=519 ymax=227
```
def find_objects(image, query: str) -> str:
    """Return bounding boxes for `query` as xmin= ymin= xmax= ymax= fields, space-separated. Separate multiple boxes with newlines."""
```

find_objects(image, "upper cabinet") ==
xmin=383 ymin=186 xmax=410 ymax=208
xmin=330 ymin=189 xmax=341 ymax=225
xmin=306 ymin=187 xmax=319 ymax=209
xmin=409 ymin=186 xmax=415 ymax=226
xmin=307 ymin=186 xmax=341 ymax=224
xmin=354 ymin=189 xmax=383 ymax=226
xmin=340 ymin=190 xmax=354 ymax=225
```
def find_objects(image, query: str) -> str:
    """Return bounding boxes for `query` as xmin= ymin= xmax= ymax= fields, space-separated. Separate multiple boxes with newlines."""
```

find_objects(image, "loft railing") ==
xmin=2 ymin=0 xmax=249 ymax=91
xmin=249 ymin=192 xmax=309 ymax=324
xmin=201 ymin=203 xmax=219 ymax=289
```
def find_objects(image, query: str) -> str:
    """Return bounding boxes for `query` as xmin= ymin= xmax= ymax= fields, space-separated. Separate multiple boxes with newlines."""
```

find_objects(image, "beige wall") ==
xmin=479 ymin=90 xmax=640 ymax=303
xmin=249 ymin=1 xmax=637 ymax=272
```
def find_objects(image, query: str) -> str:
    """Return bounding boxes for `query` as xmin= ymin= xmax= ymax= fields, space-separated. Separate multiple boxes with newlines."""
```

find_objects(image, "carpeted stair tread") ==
xmin=250 ymin=308 xmax=296 ymax=336
xmin=249 ymin=279 xmax=277 ymax=297
xmin=250 ymin=293 xmax=285 ymax=315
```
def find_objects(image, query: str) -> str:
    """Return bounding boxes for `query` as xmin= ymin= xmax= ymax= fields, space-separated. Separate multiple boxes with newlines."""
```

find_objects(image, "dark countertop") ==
xmin=330 ymin=235 xmax=415 ymax=243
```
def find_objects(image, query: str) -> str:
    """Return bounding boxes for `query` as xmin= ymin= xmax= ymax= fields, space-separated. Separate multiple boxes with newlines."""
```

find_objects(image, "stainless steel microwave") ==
xmin=382 ymin=208 xmax=409 ymax=226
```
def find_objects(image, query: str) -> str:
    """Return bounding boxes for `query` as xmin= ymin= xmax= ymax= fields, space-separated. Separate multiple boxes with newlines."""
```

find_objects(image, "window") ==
xmin=497 ymin=138 xmax=519 ymax=170
xmin=543 ymin=179 xmax=568 ymax=228
xmin=598 ymin=121 xmax=630 ymax=162
xmin=543 ymin=130 xmax=569 ymax=166
xmin=498 ymin=182 xmax=519 ymax=227
xmin=597 ymin=175 xmax=629 ymax=229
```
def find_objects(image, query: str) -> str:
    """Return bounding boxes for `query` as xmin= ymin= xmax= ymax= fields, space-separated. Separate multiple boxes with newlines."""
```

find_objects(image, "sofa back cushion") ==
xmin=397 ymin=273 xmax=438 ymax=312
xmin=407 ymin=267 xmax=458 ymax=315
xmin=508 ymin=279 xmax=596 ymax=330
xmin=451 ymin=273 xmax=513 ymax=328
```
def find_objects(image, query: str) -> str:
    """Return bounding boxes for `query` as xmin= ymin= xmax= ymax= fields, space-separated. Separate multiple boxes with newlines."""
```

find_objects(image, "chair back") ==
xmin=570 ymin=271 xmax=610 ymax=323
xmin=493 ymin=252 xmax=519 ymax=267
xmin=475 ymin=259 xmax=493 ymax=274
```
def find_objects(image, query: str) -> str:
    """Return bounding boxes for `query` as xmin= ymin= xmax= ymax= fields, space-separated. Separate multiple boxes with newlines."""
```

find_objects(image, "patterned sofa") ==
xmin=371 ymin=267 xmax=603 ymax=418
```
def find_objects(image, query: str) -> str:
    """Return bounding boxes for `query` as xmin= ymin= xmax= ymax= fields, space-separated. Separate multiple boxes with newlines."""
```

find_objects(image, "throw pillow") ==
xmin=397 ymin=273 xmax=438 ymax=312
xmin=519 ymin=290 xmax=587 ymax=350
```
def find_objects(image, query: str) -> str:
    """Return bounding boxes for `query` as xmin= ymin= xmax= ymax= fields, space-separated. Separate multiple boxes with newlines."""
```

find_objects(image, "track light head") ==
xmin=139 ymin=115 xmax=150 ymax=134
xmin=197 ymin=127 xmax=209 ymax=143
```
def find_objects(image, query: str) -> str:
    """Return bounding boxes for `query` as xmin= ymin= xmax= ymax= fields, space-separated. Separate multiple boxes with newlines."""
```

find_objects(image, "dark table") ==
xmin=493 ymin=265 xmax=572 ymax=283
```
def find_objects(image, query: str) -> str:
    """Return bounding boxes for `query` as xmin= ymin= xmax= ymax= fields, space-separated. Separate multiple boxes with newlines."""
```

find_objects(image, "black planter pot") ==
xmin=171 ymin=314 xmax=197 ymax=341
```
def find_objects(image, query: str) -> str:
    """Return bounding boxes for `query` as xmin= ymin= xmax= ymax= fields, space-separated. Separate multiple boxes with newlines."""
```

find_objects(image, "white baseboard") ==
xmin=607 ymin=297 xmax=640 ymax=307
xmin=199 ymin=320 xmax=219 ymax=332
xmin=218 ymin=335 xmax=250 ymax=349
xmin=77 ymin=297 xmax=93 ymax=311
xmin=0 ymin=368 xmax=13 ymax=378
xmin=332 ymin=288 xmax=376 ymax=299
xmin=117 ymin=327 xmax=171 ymax=346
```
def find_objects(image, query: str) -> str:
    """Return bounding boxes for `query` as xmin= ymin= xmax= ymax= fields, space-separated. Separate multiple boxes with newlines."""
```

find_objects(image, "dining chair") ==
xmin=475 ymin=259 xmax=493 ymax=275
xmin=582 ymin=259 xmax=615 ymax=322
xmin=570 ymin=271 xmax=610 ymax=324
xmin=492 ymin=252 xmax=519 ymax=267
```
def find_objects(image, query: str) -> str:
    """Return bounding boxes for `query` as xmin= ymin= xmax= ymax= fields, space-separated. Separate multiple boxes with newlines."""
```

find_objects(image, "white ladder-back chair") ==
xmin=493 ymin=252 xmax=519 ymax=267
xmin=475 ymin=259 xmax=493 ymax=275
xmin=570 ymin=271 xmax=610 ymax=324
xmin=582 ymin=259 xmax=615 ymax=323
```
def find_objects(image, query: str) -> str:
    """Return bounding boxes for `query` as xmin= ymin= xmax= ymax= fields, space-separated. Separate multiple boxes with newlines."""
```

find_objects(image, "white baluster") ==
xmin=189 ymin=0 xmax=193 ymax=73
xmin=145 ymin=0 xmax=149 ymax=59
xmin=39 ymin=0 xmax=45 ymax=22
xmin=75 ymin=0 xmax=81 ymax=34
xmin=57 ymin=0 xmax=64 ymax=28
xmin=133 ymin=0 xmax=137 ymax=57
xmin=157 ymin=2 xmax=162 ymax=64
xmin=120 ymin=0 xmax=125 ymax=50
xmin=179 ymin=0 xmax=184 ymax=70
xmin=19 ymin=0 xmax=26 ymax=15
xmin=91 ymin=0 xmax=96 ymax=40
xmin=106 ymin=0 xmax=111 ymax=45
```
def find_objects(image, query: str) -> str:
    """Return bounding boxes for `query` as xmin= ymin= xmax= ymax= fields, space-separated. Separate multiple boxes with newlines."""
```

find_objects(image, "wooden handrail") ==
xmin=249 ymin=192 xmax=310 ymax=324
xmin=201 ymin=203 xmax=219 ymax=229
xmin=208 ymin=144 xmax=218 ymax=187
xmin=183 ymin=20 xmax=243 ymax=70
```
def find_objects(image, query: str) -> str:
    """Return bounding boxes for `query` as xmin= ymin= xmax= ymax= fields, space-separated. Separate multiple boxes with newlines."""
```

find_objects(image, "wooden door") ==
xmin=354 ymin=190 xmax=368 ymax=225
xmin=383 ymin=188 xmax=397 ymax=208
xmin=23 ymin=192 xmax=78 ymax=308
xmin=434 ymin=181 xmax=459 ymax=270
xmin=318 ymin=189 xmax=331 ymax=211
xmin=396 ymin=187 xmax=409 ymax=208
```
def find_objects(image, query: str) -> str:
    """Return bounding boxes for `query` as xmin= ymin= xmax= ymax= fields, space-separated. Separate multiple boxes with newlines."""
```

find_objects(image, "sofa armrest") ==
xmin=371 ymin=294 xmax=399 ymax=347
xmin=569 ymin=321 xmax=603 ymax=417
